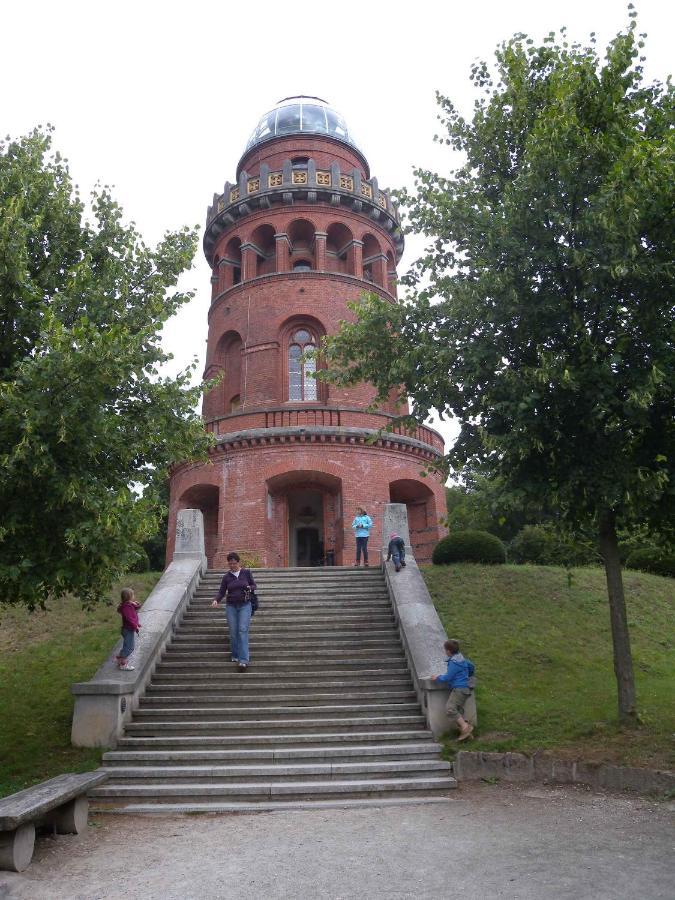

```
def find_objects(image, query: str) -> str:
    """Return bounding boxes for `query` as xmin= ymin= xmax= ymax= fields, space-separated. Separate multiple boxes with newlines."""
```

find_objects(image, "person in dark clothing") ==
xmin=211 ymin=551 xmax=257 ymax=671
xmin=386 ymin=533 xmax=407 ymax=572
xmin=115 ymin=588 xmax=141 ymax=671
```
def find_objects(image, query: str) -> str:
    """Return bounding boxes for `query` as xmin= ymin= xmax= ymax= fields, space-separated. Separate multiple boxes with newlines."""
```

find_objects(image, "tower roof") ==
xmin=245 ymin=96 xmax=361 ymax=153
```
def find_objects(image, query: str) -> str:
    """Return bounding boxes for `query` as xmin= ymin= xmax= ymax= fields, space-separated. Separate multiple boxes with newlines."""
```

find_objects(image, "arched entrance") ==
xmin=389 ymin=478 xmax=439 ymax=562
xmin=177 ymin=484 xmax=220 ymax=566
xmin=266 ymin=470 xmax=343 ymax=567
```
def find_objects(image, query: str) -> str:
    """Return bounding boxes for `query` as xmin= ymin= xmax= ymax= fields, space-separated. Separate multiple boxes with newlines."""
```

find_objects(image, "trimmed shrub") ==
xmin=509 ymin=524 xmax=597 ymax=567
xmin=625 ymin=548 xmax=675 ymax=579
xmin=432 ymin=530 xmax=506 ymax=565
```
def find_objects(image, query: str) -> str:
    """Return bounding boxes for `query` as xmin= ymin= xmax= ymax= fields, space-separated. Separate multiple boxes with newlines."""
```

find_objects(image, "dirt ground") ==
xmin=1 ymin=782 xmax=673 ymax=900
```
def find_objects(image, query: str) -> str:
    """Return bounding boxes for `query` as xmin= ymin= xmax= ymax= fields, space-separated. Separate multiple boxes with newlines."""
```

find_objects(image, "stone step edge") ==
xmin=91 ymin=776 xmax=458 ymax=797
xmin=91 ymin=796 xmax=456 ymax=816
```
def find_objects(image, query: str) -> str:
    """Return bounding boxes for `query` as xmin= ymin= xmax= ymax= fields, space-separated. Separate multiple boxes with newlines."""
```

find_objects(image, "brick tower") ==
xmin=167 ymin=97 xmax=446 ymax=567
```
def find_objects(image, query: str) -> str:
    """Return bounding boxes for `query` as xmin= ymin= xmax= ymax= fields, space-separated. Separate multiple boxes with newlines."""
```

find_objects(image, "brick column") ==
xmin=314 ymin=231 xmax=327 ymax=272
xmin=349 ymin=239 xmax=363 ymax=279
xmin=373 ymin=253 xmax=388 ymax=289
xmin=275 ymin=233 xmax=290 ymax=272
xmin=240 ymin=243 xmax=257 ymax=281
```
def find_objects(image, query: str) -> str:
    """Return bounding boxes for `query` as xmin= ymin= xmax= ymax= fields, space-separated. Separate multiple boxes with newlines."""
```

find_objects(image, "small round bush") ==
xmin=625 ymin=547 xmax=675 ymax=579
xmin=432 ymin=530 xmax=506 ymax=565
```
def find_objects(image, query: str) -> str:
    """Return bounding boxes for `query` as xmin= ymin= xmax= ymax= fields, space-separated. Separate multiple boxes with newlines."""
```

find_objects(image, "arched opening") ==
xmin=206 ymin=330 xmax=243 ymax=418
xmin=288 ymin=218 xmax=316 ymax=270
xmin=389 ymin=478 xmax=439 ymax=562
xmin=362 ymin=233 xmax=382 ymax=286
xmin=222 ymin=237 xmax=242 ymax=289
xmin=326 ymin=222 xmax=353 ymax=275
xmin=266 ymin=469 xmax=343 ymax=567
xmin=250 ymin=224 xmax=276 ymax=277
xmin=178 ymin=484 xmax=220 ymax=566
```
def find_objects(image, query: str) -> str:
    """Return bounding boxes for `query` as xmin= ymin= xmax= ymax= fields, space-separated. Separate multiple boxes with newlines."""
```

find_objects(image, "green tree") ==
xmin=322 ymin=15 xmax=674 ymax=724
xmin=0 ymin=129 xmax=211 ymax=608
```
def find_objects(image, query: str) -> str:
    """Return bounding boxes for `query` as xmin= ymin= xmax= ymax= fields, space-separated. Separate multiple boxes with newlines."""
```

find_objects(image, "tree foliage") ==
xmin=0 ymin=129 xmax=211 ymax=608
xmin=322 ymin=13 xmax=674 ymax=723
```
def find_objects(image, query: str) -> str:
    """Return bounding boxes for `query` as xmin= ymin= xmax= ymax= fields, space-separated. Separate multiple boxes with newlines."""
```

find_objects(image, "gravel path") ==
xmin=1 ymin=783 xmax=673 ymax=900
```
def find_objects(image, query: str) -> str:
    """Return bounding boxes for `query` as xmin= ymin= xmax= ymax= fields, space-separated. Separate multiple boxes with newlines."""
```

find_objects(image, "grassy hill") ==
xmin=0 ymin=564 xmax=672 ymax=799
xmin=0 ymin=573 xmax=161 ymax=798
xmin=422 ymin=563 xmax=674 ymax=770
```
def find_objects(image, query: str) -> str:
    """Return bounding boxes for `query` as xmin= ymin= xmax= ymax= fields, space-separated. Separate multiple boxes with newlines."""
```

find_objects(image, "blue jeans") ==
xmin=226 ymin=601 xmax=252 ymax=664
xmin=120 ymin=628 xmax=135 ymax=660
xmin=391 ymin=551 xmax=405 ymax=569
xmin=356 ymin=536 xmax=369 ymax=564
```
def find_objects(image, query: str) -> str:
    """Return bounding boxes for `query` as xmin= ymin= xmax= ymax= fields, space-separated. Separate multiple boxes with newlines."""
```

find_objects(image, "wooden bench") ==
xmin=0 ymin=770 xmax=108 ymax=872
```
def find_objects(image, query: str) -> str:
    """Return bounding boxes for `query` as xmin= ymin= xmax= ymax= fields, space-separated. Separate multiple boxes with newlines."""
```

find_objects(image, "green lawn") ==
xmin=1 ymin=565 xmax=672 ymax=800
xmin=0 ymin=573 xmax=161 ymax=798
xmin=422 ymin=563 xmax=674 ymax=769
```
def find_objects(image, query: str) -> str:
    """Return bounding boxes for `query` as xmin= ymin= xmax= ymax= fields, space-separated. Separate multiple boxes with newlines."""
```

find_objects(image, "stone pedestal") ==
xmin=173 ymin=508 xmax=207 ymax=569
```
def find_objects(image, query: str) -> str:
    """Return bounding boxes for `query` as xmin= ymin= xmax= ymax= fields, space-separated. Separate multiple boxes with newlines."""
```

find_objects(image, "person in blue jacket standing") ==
xmin=351 ymin=507 xmax=373 ymax=566
xmin=432 ymin=638 xmax=475 ymax=741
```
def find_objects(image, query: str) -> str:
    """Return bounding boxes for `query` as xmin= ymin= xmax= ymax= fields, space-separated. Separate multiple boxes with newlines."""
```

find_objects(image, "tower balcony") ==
xmin=204 ymin=160 xmax=403 ymax=265
xmin=202 ymin=403 xmax=445 ymax=460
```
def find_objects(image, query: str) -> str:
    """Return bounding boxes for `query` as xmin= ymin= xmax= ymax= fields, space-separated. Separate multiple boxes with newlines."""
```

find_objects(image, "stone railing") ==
xmin=70 ymin=510 xmax=206 ymax=748
xmin=380 ymin=503 xmax=477 ymax=738
xmin=204 ymin=159 xmax=403 ymax=263
xmin=203 ymin=405 xmax=445 ymax=454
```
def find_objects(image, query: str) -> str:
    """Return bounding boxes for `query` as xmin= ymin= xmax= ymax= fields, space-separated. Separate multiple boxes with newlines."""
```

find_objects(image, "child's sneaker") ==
xmin=118 ymin=664 xmax=135 ymax=671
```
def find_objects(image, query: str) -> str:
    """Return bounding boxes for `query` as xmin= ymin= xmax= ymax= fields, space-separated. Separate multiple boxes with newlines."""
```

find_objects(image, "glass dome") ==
xmin=245 ymin=96 xmax=360 ymax=152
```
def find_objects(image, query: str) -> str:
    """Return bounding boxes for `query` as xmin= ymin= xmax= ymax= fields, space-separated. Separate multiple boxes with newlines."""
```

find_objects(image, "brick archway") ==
xmin=265 ymin=469 xmax=343 ymax=567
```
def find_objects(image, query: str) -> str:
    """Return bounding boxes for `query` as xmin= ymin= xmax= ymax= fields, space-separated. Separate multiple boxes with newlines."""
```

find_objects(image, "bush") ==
xmin=432 ymin=530 xmax=506 ymax=565
xmin=625 ymin=548 xmax=675 ymax=579
xmin=509 ymin=524 xmax=597 ymax=567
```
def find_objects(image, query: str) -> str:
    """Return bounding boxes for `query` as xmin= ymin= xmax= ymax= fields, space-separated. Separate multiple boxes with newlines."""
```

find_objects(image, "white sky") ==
xmin=3 ymin=0 xmax=672 ymax=451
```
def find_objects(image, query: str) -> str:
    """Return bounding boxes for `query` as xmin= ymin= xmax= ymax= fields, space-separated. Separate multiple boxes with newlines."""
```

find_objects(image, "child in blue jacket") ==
xmin=432 ymin=639 xmax=475 ymax=741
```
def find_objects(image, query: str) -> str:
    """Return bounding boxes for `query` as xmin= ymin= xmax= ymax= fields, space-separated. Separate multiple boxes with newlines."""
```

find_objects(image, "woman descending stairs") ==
xmin=91 ymin=567 xmax=457 ymax=813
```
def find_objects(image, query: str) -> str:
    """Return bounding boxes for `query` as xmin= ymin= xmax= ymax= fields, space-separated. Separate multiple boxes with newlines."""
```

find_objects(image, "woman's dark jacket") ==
xmin=215 ymin=569 xmax=257 ymax=606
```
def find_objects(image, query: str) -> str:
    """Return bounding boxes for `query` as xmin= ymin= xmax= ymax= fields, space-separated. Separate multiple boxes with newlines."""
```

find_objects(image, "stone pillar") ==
xmin=314 ymin=231 xmax=327 ymax=271
xmin=382 ymin=503 xmax=411 ymax=555
xmin=173 ymin=508 xmax=207 ymax=569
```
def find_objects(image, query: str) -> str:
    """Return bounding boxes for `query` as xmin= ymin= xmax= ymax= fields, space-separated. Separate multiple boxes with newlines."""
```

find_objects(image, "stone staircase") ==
xmin=92 ymin=567 xmax=456 ymax=813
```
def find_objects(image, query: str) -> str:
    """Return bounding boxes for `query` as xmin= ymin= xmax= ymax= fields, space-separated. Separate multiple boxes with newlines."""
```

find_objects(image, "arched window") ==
xmin=293 ymin=260 xmax=312 ymax=272
xmin=288 ymin=329 xmax=317 ymax=401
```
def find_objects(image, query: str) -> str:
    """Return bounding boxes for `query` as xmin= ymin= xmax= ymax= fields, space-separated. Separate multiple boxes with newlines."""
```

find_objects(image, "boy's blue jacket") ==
xmin=436 ymin=653 xmax=475 ymax=689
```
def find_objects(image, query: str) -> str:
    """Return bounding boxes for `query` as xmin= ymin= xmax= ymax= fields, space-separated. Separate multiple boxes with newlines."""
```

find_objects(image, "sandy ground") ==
xmin=1 ymin=782 xmax=673 ymax=900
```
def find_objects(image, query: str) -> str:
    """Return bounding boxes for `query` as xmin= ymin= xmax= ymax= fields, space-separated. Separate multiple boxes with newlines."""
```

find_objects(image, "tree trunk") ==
xmin=598 ymin=509 xmax=638 ymax=727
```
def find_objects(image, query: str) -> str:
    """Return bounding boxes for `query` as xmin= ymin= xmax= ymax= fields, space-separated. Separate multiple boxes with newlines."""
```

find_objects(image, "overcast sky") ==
xmin=3 ymin=0 xmax=672 ymax=450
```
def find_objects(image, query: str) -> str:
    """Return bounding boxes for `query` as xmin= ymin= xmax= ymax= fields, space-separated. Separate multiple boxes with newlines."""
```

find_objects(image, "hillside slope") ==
xmin=422 ymin=564 xmax=674 ymax=769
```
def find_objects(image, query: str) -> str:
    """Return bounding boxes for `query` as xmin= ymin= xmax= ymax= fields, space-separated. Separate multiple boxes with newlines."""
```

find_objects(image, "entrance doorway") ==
xmin=288 ymin=489 xmax=324 ymax=566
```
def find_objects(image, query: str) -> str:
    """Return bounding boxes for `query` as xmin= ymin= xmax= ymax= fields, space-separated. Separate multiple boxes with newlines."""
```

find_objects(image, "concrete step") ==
xmin=154 ymin=661 xmax=408 ymax=673
xmin=132 ymin=702 xmax=421 ymax=721
xmin=91 ymin=796 xmax=455 ymax=815
xmin=90 ymin=775 xmax=457 ymax=803
xmin=151 ymin=668 xmax=411 ymax=683
xmin=139 ymin=691 xmax=418 ymax=707
xmin=124 ymin=715 xmax=427 ymax=735
xmin=115 ymin=729 xmax=436 ymax=749
xmin=146 ymin=676 xmax=413 ymax=691
xmin=102 ymin=742 xmax=442 ymax=765
xmin=97 ymin=759 xmax=452 ymax=784
xmin=160 ymin=650 xmax=406 ymax=662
